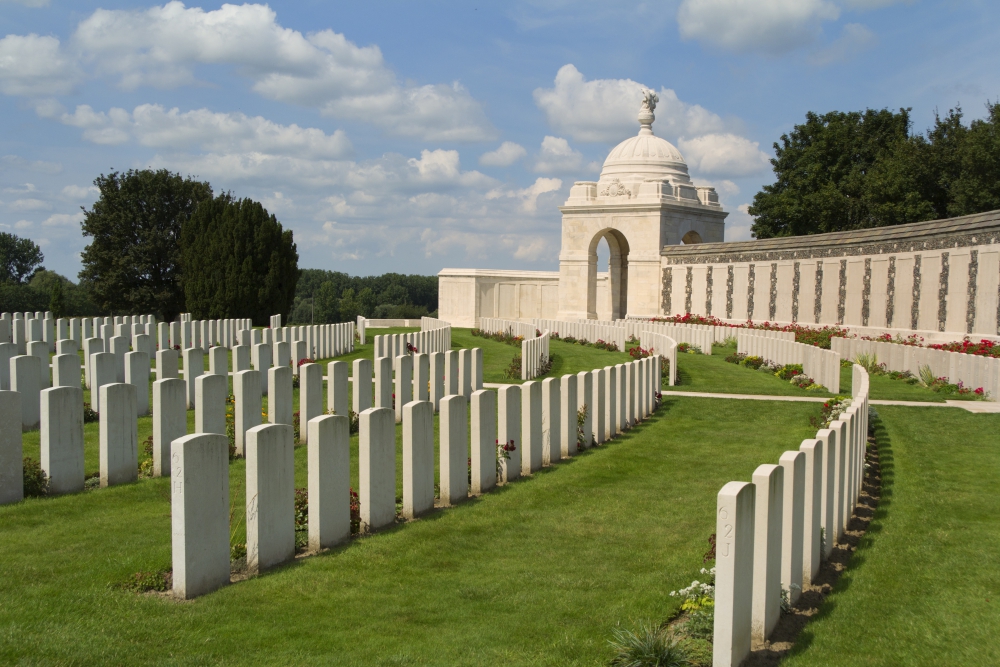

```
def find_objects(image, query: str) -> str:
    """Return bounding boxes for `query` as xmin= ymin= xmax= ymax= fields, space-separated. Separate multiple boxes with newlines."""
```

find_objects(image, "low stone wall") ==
xmin=479 ymin=317 xmax=538 ymax=340
xmin=737 ymin=331 xmax=841 ymax=393
xmin=831 ymin=337 xmax=999 ymax=399
xmin=713 ymin=365 xmax=870 ymax=665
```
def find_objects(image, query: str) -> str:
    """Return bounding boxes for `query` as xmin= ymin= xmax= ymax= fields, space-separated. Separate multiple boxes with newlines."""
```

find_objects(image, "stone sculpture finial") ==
xmin=639 ymin=89 xmax=658 ymax=135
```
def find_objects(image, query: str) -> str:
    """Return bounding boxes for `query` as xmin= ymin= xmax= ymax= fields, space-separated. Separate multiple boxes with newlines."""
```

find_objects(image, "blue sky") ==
xmin=1 ymin=0 xmax=998 ymax=280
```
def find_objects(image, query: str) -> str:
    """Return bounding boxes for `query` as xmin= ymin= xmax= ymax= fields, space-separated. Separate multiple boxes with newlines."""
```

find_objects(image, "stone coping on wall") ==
xmin=660 ymin=209 xmax=1000 ymax=265
xmin=437 ymin=268 xmax=560 ymax=279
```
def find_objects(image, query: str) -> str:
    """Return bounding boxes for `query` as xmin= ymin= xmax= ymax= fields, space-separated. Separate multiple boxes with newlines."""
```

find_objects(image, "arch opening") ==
xmin=587 ymin=228 xmax=630 ymax=320
xmin=681 ymin=230 xmax=703 ymax=245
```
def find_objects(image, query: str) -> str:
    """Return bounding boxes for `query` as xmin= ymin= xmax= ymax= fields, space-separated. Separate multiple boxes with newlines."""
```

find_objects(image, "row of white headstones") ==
xmin=713 ymin=364 xmax=871 ymax=667
xmin=172 ymin=352 xmax=663 ymax=599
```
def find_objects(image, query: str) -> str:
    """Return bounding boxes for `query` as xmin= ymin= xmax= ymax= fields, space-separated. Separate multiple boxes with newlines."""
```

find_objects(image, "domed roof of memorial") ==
xmin=599 ymin=90 xmax=691 ymax=182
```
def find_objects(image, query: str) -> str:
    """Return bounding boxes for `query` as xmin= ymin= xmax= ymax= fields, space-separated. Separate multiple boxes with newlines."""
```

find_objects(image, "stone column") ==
xmin=541 ymin=377 xmax=560 ymax=465
xmin=498 ymin=385 xmax=521 ymax=483
xmin=327 ymin=361 xmax=348 ymax=417
xmin=0 ymin=391 xmax=22 ymax=504
xmin=470 ymin=389 xmax=497 ymax=495
xmin=99 ymin=383 xmax=138 ymax=488
xmin=267 ymin=366 xmax=293 ymax=426
xmin=402 ymin=400 xmax=434 ymax=519
xmin=182 ymin=347 xmax=204 ymax=410
xmin=560 ymin=373 xmax=578 ymax=457
xmin=779 ymin=450 xmax=805 ymax=604
xmin=414 ymin=353 xmax=429 ymax=402
xmin=171 ymin=433 xmax=230 ymax=599
xmin=299 ymin=363 xmax=323 ymax=443
xmin=246 ymin=423 xmax=295 ymax=574
xmin=713 ymin=481 xmax=755 ymax=667
xmin=195 ymin=374 xmax=227 ymax=435
xmin=359 ymin=407 xmax=396 ymax=532
xmin=429 ymin=352 xmax=444 ymax=412
xmin=52 ymin=353 xmax=80 ymax=388
xmin=353 ymin=358 xmax=372 ymax=414
xmin=799 ymin=438 xmax=824 ymax=586
xmin=444 ymin=350 xmax=458 ymax=396
xmin=440 ymin=395 xmax=468 ymax=506
xmin=125 ymin=351 xmax=150 ymax=416
xmin=375 ymin=356 xmax=392 ymax=410
xmin=11 ymin=354 xmax=40 ymax=430
xmin=751 ymin=463 xmax=784 ymax=644
xmin=153 ymin=378 xmax=187 ymax=477
xmin=308 ymin=414 xmax=351 ymax=550
xmin=521 ymin=380 xmax=542 ymax=474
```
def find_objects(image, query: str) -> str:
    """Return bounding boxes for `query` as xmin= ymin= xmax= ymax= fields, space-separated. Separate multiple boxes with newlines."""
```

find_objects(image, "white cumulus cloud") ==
xmin=479 ymin=141 xmax=527 ymax=167
xmin=69 ymin=2 xmax=495 ymax=141
xmin=532 ymin=136 xmax=597 ymax=174
xmin=56 ymin=104 xmax=353 ymax=159
xmin=0 ymin=34 xmax=81 ymax=96
xmin=677 ymin=0 xmax=839 ymax=55
xmin=677 ymin=134 xmax=771 ymax=176
xmin=486 ymin=177 xmax=563 ymax=212
xmin=533 ymin=64 xmax=725 ymax=143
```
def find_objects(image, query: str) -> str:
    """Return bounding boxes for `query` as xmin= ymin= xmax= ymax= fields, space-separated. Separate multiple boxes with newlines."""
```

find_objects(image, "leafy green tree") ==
xmin=750 ymin=102 xmax=1000 ymax=238
xmin=80 ymin=169 xmax=212 ymax=321
xmin=314 ymin=281 xmax=340 ymax=323
xmin=0 ymin=232 xmax=44 ymax=284
xmin=48 ymin=279 xmax=65 ymax=318
xmin=337 ymin=288 xmax=362 ymax=323
xmin=181 ymin=194 xmax=300 ymax=325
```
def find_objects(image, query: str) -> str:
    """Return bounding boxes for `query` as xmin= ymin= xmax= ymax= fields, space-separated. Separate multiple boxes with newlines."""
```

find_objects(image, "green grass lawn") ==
xmin=0 ymin=396 xmax=822 ymax=665
xmin=10 ymin=329 xmax=996 ymax=664
xmin=782 ymin=406 xmax=1000 ymax=666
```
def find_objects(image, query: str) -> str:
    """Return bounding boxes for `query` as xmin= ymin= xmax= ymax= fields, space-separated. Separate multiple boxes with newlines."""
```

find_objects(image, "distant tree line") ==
xmin=288 ymin=269 xmax=438 ymax=324
xmin=750 ymin=102 xmax=1000 ymax=238
xmin=0 ymin=231 xmax=100 ymax=316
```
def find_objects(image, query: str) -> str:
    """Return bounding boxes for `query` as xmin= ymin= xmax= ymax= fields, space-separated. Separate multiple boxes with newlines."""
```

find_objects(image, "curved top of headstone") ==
xmin=599 ymin=89 xmax=690 ymax=182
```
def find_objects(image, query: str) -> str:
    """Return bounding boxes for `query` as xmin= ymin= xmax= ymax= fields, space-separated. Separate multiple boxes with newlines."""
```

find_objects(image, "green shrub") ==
xmin=608 ymin=623 xmax=691 ymax=667
xmin=22 ymin=457 xmax=48 ymax=497
xmin=116 ymin=570 xmax=170 ymax=593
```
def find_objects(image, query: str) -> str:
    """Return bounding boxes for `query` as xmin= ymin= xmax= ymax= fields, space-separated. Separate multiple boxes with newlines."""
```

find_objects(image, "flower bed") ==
xmin=651 ymin=313 xmax=849 ymax=349
xmin=724 ymin=352 xmax=826 ymax=391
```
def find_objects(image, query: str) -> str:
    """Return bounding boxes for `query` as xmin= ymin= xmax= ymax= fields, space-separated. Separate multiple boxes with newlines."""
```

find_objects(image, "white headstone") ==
xmin=521 ymin=380 xmax=543 ymax=474
xmin=153 ymin=378 xmax=187 ymax=477
xmin=541 ymin=377 xmax=560 ymax=465
xmin=267 ymin=366 xmax=293 ymax=426
xmin=52 ymin=353 xmax=80 ymax=388
xmin=171 ymin=433 xmax=230 ymax=599
xmin=308 ymin=414 xmax=351 ymax=550
xmin=440 ymin=395 xmax=468 ymax=506
xmin=182 ymin=347 xmax=204 ymax=409
xmin=375 ymin=356 xmax=392 ymax=410
xmin=359 ymin=407 xmax=396 ymax=532
xmin=394 ymin=355 xmax=413 ymax=423
xmin=195 ymin=373 xmax=227 ymax=435
xmin=779 ymin=450 xmax=805 ymax=604
xmin=429 ymin=351 xmax=444 ymax=411
xmin=713 ymin=481 xmax=755 ymax=667
xmin=0 ymin=391 xmax=23 ymax=504
xmin=327 ymin=361 xmax=348 ymax=417
xmin=470 ymin=389 xmax=497 ymax=495
xmin=299 ymin=363 xmax=323 ymax=443
xmin=233 ymin=370 xmax=260 ymax=457
xmin=99 ymin=383 xmax=138 ymax=488
xmin=751 ymin=463 xmax=784 ymax=643
xmin=799 ymin=438 xmax=824 ymax=586
xmin=402 ymin=400 xmax=434 ymax=519
xmin=11 ymin=355 xmax=40 ymax=430
xmin=560 ymin=373 xmax=578 ymax=457
xmin=498 ymin=385 xmax=521 ymax=483
xmin=125 ymin=351 xmax=150 ymax=416
xmin=353 ymin=358 xmax=372 ymax=414
xmin=246 ymin=423 xmax=295 ymax=574
xmin=590 ymin=368 xmax=604 ymax=444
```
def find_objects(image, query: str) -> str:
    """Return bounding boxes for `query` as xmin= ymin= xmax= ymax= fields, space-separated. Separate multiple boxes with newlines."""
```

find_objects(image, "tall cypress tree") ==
xmin=182 ymin=194 xmax=299 ymax=324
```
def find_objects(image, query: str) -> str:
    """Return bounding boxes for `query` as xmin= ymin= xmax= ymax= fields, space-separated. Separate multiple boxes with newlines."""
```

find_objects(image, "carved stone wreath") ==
xmin=600 ymin=178 xmax=631 ymax=198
